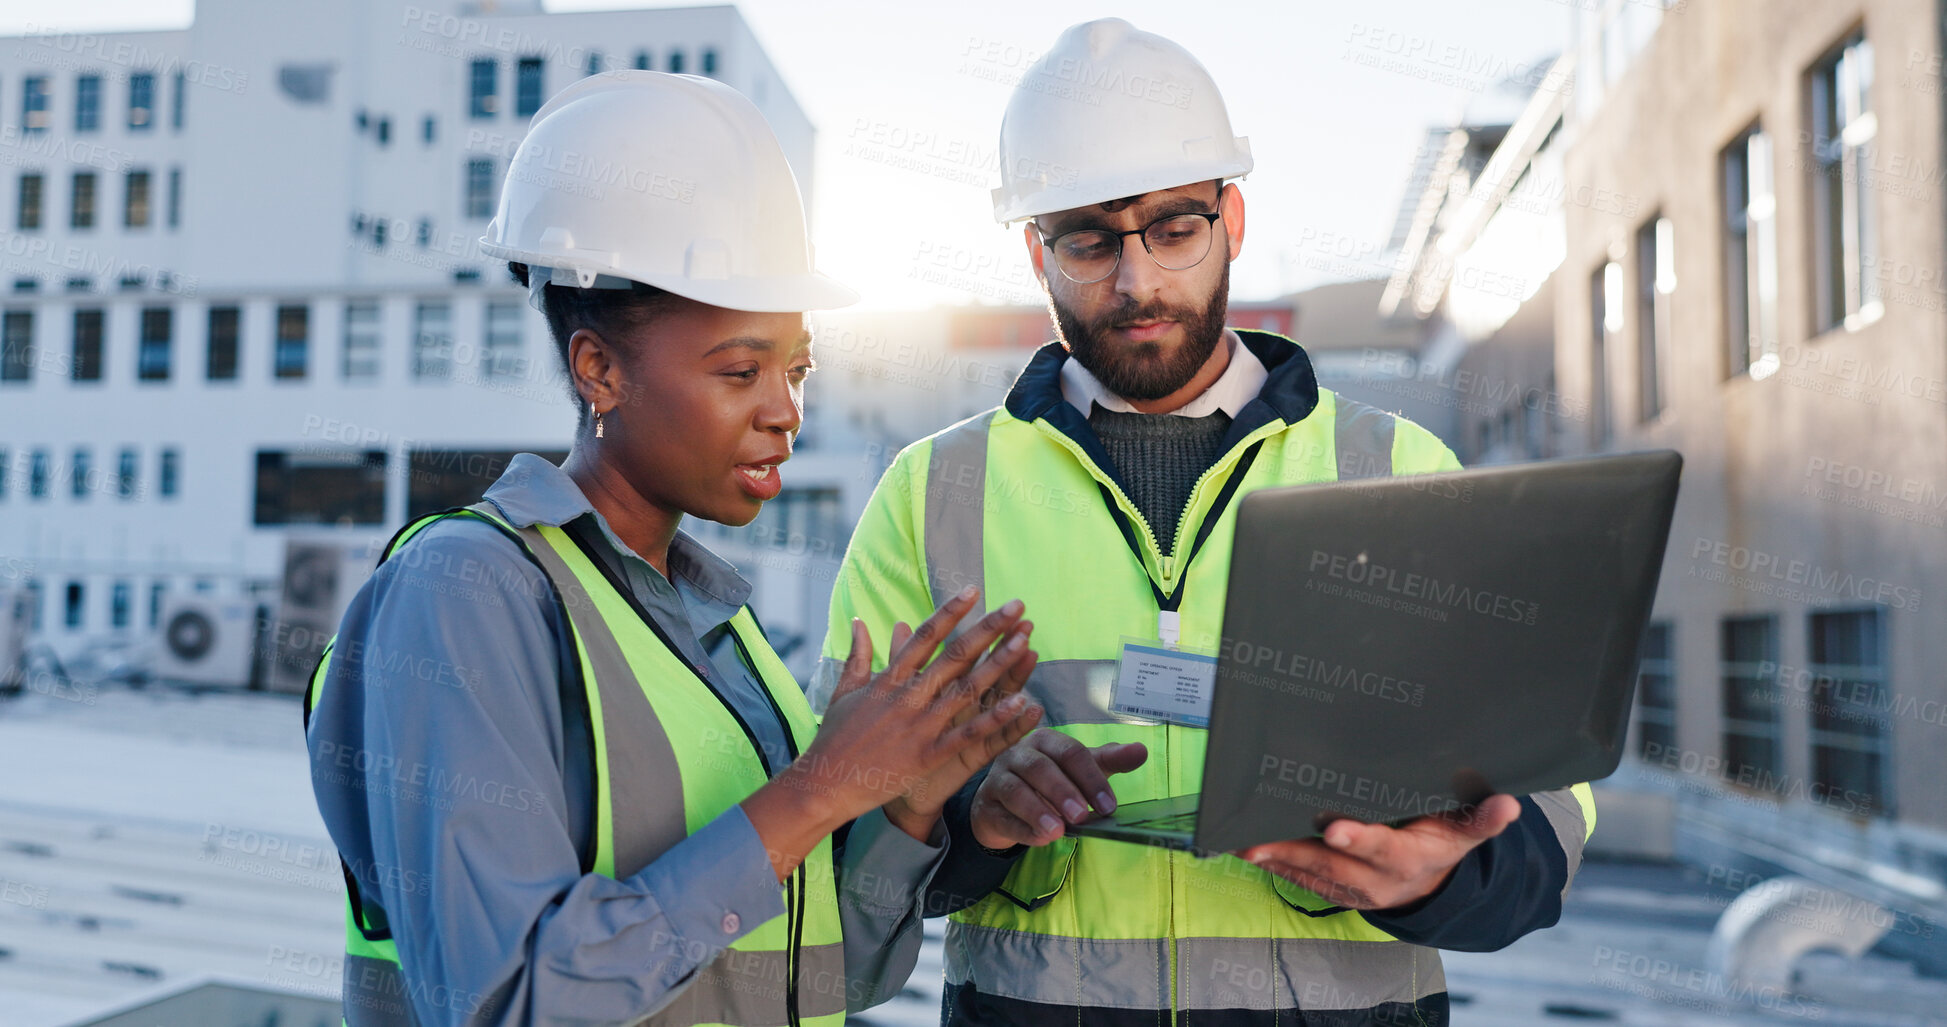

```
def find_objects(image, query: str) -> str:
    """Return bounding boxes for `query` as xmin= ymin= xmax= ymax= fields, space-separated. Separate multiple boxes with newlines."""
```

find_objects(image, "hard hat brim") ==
xmin=480 ymin=237 xmax=860 ymax=313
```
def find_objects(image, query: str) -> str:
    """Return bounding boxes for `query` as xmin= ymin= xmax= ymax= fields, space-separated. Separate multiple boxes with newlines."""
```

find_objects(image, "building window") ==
xmin=415 ymin=218 xmax=431 ymax=248
xmin=22 ymin=75 xmax=50 ymax=133
xmin=516 ymin=57 xmax=544 ymax=116
xmin=1588 ymin=264 xmax=1616 ymax=448
xmin=633 ymin=50 xmax=651 ymax=71
xmin=2 ymin=309 xmax=33 ymax=382
xmin=585 ymin=51 xmax=604 ymax=76
xmin=464 ymin=159 xmax=495 ymax=219
xmin=743 ymin=487 xmax=842 ymax=552
xmin=128 ymin=72 xmax=155 ymax=130
xmin=469 ymin=58 xmax=497 ymax=118
xmin=117 ymin=447 xmax=138 ymax=500
xmin=667 ymin=50 xmax=685 ymax=74
xmin=1635 ymin=216 xmax=1673 ymax=421
xmin=64 ymin=581 xmax=84 ymax=629
xmin=148 ymin=582 xmax=165 ymax=626
xmin=125 ymin=169 xmax=152 ymax=228
xmin=171 ymin=70 xmax=184 ymax=130
xmin=413 ymin=300 xmax=453 ymax=380
xmin=159 ymin=447 xmax=179 ymax=497
xmin=24 ymin=580 xmax=42 ymax=630
xmin=71 ymin=446 xmax=91 ymax=499
xmin=1810 ymin=34 xmax=1879 ymax=332
xmin=29 ymin=449 xmax=49 ymax=498
xmin=137 ymin=306 xmax=172 ymax=381
xmin=422 ymin=115 xmax=436 ymax=144
xmin=206 ymin=305 xmax=239 ymax=380
xmin=407 ymin=448 xmax=566 ymax=518
xmin=343 ymin=299 xmax=381 ymax=380
xmin=1635 ymin=621 xmax=1674 ymax=759
xmin=167 ymin=167 xmax=181 ymax=229
xmin=274 ymin=304 xmax=309 ymax=379
xmin=484 ymin=299 xmax=523 ymax=379
xmin=17 ymin=173 xmax=43 ymax=230
xmin=0 ymin=447 xmax=7 ymax=500
xmin=254 ymin=450 xmax=387 ymax=525
xmin=72 ymin=308 xmax=103 ymax=381
xmin=75 ymin=74 xmax=101 ymax=132
xmin=1720 ymin=616 xmax=1780 ymax=785
xmin=376 ymin=116 xmax=391 ymax=147
xmin=110 ymin=580 xmax=130 ymax=628
xmin=702 ymin=49 xmax=718 ymax=76
xmin=1809 ymin=609 xmax=1890 ymax=815
xmin=1723 ymin=126 xmax=1779 ymax=379
xmin=70 ymin=171 xmax=96 ymax=229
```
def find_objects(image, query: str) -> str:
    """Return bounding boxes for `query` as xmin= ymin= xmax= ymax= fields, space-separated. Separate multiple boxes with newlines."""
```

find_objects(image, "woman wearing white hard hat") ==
xmin=305 ymin=71 xmax=1043 ymax=1026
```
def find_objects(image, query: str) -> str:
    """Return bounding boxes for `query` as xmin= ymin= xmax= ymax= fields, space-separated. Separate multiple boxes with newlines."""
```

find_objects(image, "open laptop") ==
xmin=1071 ymin=450 xmax=1682 ymax=854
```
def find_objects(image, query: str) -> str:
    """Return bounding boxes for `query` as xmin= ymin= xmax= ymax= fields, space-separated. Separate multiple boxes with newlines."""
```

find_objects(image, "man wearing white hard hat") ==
xmin=816 ymin=21 xmax=1593 ymax=1025
xmin=307 ymin=71 xmax=1046 ymax=1026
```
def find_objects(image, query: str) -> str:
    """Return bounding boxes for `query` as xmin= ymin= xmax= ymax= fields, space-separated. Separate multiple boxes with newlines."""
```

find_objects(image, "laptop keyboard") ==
xmin=1130 ymin=811 xmax=1199 ymax=831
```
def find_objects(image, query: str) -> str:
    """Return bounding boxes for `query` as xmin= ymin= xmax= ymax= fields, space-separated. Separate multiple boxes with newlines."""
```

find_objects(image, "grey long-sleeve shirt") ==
xmin=307 ymin=454 xmax=943 ymax=1025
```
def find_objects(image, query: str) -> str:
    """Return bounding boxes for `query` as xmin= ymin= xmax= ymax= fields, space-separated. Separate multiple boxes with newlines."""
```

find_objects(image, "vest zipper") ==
xmin=1029 ymin=420 xmax=1282 ymax=597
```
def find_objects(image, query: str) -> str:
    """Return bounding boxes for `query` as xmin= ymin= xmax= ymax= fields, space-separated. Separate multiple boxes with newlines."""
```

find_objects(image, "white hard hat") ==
xmin=480 ymin=70 xmax=857 ymax=313
xmin=991 ymin=19 xmax=1252 ymax=224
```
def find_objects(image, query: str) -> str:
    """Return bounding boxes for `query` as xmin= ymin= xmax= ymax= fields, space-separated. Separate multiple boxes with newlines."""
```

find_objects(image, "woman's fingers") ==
xmin=910 ymin=599 xmax=1025 ymax=704
xmin=829 ymin=618 xmax=874 ymax=705
xmin=881 ymin=587 xmax=981 ymax=686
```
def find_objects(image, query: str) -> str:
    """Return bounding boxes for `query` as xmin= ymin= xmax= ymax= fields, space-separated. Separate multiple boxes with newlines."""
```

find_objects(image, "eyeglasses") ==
xmin=1037 ymin=207 xmax=1223 ymax=285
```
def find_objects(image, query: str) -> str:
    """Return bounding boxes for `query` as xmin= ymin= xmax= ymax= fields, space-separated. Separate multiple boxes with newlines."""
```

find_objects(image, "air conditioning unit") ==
xmin=0 ymin=587 xmax=29 ymax=689
xmin=266 ymin=540 xmax=375 ymax=695
xmin=154 ymin=596 xmax=258 ymax=688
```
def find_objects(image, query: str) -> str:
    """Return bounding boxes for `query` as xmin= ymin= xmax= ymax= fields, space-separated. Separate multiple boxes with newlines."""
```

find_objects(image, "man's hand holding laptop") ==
xmin=970 ymin=727 xmax=1521 ymax=911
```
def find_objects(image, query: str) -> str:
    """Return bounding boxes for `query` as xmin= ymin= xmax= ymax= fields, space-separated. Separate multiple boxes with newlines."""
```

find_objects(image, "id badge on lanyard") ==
xmin=1110 ymin=611 xmax=1219 ymax=727
xmin=1100 ymin=442 xmax=1265 ymax=729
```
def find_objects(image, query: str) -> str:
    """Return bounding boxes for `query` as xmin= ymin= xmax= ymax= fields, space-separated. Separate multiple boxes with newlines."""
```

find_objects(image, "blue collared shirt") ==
xmin=308 ymin=453 xmax=943 ymax=1025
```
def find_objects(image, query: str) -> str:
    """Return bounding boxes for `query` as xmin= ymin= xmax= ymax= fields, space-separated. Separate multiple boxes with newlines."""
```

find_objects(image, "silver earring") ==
xmin=594 ymin=405 xmax=605 ymax=438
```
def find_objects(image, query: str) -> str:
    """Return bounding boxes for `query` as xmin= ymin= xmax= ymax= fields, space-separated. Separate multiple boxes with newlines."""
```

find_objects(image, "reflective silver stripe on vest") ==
xmin=1531 ymin=786 xmax=1588 ymax=905
xmin=513 ymin=522 xmax=690 ymax=879
xmin=806 ymin=656 xmax=844 ymax=715
xmin=342 ymin=953 xmax=417 ymax=1026
xmin=342 ymin=929 xmax=847 ymax=1025
xmin=946 ymin=926 xmax=1169 ymax=1009
xmin=1333 ymin=397 xmax=1396 ymax=480
xmin=945 ymin=924 xmax=1445 ymax=1012
xmin=924 ymin=412 xmax=997 ymax=631
xmin=645 ymin=941 xmax=848 ymax=1026
xmin=1026 ymin=659 xmax=1121 ymax=727
xmin=1174 ymin=936 xmax=1446 ymax=1011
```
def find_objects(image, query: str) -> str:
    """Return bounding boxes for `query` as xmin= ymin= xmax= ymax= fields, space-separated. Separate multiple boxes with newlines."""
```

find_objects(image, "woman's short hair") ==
xmin=507 ymin=262 xmax=675 ymax=416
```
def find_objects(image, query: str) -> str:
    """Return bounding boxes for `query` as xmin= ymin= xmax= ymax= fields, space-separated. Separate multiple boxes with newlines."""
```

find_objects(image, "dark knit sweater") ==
xmin=1086 ymin=404 xmax=1232 ymax=555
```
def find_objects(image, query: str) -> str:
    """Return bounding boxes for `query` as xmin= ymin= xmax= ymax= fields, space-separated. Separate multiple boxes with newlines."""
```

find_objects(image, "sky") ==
xmin=0 ymin=0 xmax=1571 ymax=309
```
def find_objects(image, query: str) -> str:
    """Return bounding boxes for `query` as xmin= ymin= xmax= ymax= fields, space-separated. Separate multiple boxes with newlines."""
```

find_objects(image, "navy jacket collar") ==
xmin=1002 ymin=329 xmax=1323 ymax=470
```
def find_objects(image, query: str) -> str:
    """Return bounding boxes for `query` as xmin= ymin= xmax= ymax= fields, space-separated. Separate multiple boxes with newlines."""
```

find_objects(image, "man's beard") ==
xmin=1050 ymin=260 xmax=1230 ymax=403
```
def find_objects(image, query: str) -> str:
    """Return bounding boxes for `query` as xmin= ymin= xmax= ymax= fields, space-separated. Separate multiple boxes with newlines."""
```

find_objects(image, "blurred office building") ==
xmin=0 ymin=0 xmax=880 ymax=683
xmin=1554 ymin=0 xmax=1947 ymax=971
xmin=1369 ymin=52 xmax=1577 ymax=465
